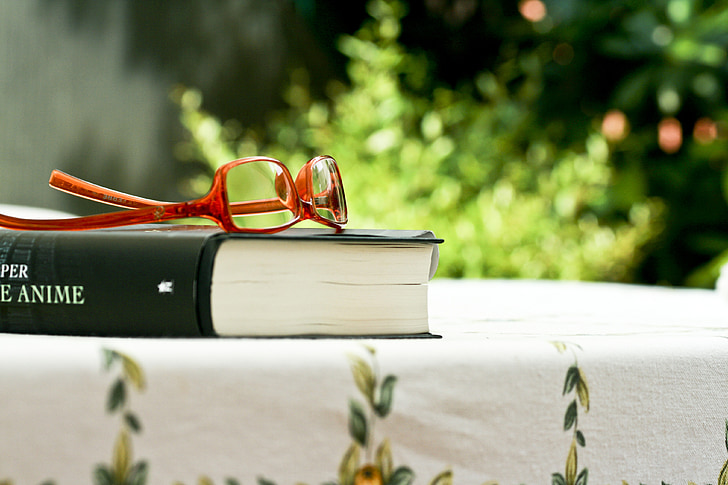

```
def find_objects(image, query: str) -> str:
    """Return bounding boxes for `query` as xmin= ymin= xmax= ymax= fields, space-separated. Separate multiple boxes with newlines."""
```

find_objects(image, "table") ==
xmin=2 ymin=279 xmax=728 ymax=485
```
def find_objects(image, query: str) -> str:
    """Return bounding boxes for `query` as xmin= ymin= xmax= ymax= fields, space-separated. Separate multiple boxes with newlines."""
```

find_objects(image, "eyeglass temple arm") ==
xmin=49 ymin=170 xmax=287 ymax=215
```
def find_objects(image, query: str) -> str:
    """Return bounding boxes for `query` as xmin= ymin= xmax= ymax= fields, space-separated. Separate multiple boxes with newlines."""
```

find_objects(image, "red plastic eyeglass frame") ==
xmin=0 ymin=156 xmax=347 ymax=233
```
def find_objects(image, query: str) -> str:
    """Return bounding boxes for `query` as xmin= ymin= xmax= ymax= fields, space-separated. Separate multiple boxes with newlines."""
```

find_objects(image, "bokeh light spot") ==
xmin=519 ymin=0 xmax=547 ymax=22
xmin=693 ymin=117 xmax=718 ymax=144
xmin=601 ymin=109 xmax=629 ymax=142
xmin=658 ymin=117 xmax=682 ymax=153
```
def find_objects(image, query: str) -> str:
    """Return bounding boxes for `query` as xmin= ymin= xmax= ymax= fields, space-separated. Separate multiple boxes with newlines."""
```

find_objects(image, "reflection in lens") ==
xmin=311 ymin=158 xmax=347 ymax=223
xmin=225 ymin=160 xmax=297 ymax=230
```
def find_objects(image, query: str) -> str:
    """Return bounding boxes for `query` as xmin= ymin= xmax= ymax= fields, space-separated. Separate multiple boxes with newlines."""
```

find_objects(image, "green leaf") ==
xmin=576 ymin=430 xmax=586 ymax=447
xmin=338 ymin=442 xmax=360 ymax=485
xmin=225 ymin=479 xmax=242 ymax=485
xmin=348 ymin=354 xmax=376 ymax=405
xmin=563 ymin=366 xmax=579 ymax=396
xmin=375 ymin=439 xmax=393 ymax=483
xmin=428 ymin=469 xmax=452 ymax=485
xmin=566 ymin=439 xmax=577 ymax=485
xmin=107 ymin=378 xmax=126 ymax=413
xmin=575 ymin=468 xmax=588 ymax=485
xmin=128 ymin=461 xmax=148 ymax=485
xmin=348 ymin=400 xmax=368 ymax=447
xmin=125 ymin=412 xmax=143 ymax=434
xmin=552 ymin=473 xmax=566 ymax=485
xmin=719 ymin=458 xmax=728 ymax=485
xmin=576 ymin=369 xmax=590 ymax=413
xmin=120 ymin=354 xmax=146 ymax=392
xmin=112 ymin=429 xmax=131 ymax=484
xmin=101 ymin=349 xmax=118 ymax=371
xmin=93 ymin=465 xmax=114 ymax=485
xmin=564 ymin=400 xmax=578 ymax=431
xmin=257 ymin=477 xmax=277 ymax=485
xmin=374 ymin=375 xmax=397 ymax=417
xmin=388 ymin=467 xmax=415 ymax=485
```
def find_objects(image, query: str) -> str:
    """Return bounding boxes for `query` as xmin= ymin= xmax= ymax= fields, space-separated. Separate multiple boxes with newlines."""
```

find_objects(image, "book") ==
xmin=0 ymin=225 xmax=442 ymax=337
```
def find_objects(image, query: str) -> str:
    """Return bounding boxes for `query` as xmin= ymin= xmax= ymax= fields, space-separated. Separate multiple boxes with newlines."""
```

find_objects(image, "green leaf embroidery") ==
xmin=348 ymin=354 xmax=376 ymax=405
xmin=575 ymin=468 xmax=588 ymax=485
xmin=564 ymin=400 xmax=578 ymax=431
xmin=127 ymin=461 xmax=148 ymax=485
xmin=576 ymin=430 xmax=586 ymax=447
xmin=719 ymin=459 xmax=728 ymax=485
xmin=552 ymin=473 xmax=567 ymax=485
xmin=93 ymin=465 xmax=114 ymax=485
xmin=388 ymin=466 xmax=415 ymax=485
xmin=375 ymin=439 xmax=393 ymax=484
xmin=375 ymin=375 xmax=397 ymax=418
xmin=428 ymin=469 xmax=453 ymax=485
xmin=563 ymin=366 xmax=579 ymax=396
xmin=120 ymin=353 xmax=146 ymax=392
xmin=565 ymin=439 xmax=577 ymax=485
xmin=102 ymin=349 xmax=118 ymax=371
xmin=348 ymin=399 xmax=369 ymax=447
xmin=124 ymin=412 xmax=143 ymax=434
xmin=338 ymin=442 xmax=360 ymax=485
xmin=112 ymin=429 xmax=131 ymax=484
xmin=107 ymin=378 xmax=126 ymax=413
xmin=576 ymin=369 xmax=589 ymax=412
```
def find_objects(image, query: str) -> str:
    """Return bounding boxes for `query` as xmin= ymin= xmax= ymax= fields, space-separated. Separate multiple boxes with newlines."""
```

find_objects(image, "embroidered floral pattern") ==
xmin=0 ymin=343 xmax=724 ymax=484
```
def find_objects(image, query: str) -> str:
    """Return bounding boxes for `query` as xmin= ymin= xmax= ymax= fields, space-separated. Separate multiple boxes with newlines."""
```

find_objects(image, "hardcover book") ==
xmin=0 ymin=225 xmax=441 ymax=337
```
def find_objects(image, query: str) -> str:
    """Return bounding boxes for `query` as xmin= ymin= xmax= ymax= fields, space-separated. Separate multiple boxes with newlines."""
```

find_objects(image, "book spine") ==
xmin=0 ymin=230 xmax=209 ymax=336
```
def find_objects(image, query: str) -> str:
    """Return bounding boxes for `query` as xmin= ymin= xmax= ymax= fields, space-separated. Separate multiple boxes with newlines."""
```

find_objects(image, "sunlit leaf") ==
xmin=198 ymin=476 xmax=214 ymax=485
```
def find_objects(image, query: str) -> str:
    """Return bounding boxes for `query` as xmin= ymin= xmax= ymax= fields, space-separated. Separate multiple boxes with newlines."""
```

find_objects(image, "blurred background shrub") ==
xmin=5 ymin=0 xmax=728 ymax=285
xmin=175 ymin=0 xmax=668 ymax=281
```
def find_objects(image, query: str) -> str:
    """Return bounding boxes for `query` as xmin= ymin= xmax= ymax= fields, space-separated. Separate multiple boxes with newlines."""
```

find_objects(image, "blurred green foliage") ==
xmin=174 ymin=0 xmax=728 ymax=284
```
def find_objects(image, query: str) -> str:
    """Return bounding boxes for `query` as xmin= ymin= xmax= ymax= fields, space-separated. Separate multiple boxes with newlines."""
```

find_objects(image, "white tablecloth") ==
xmin=2 ymin=279 xmax=728 ymax=485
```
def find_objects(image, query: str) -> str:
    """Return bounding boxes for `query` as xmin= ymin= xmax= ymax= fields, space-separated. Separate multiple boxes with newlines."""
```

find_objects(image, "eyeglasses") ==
xmin=0 ymin=156 xmax=347 ymax=233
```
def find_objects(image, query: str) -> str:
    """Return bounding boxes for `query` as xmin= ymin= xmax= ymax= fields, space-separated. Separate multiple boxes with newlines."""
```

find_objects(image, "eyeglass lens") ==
xmin=224 ymin=160 xmax=297 ymax=230
xmin=311 ymin=157 xmax=346 ymax=224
